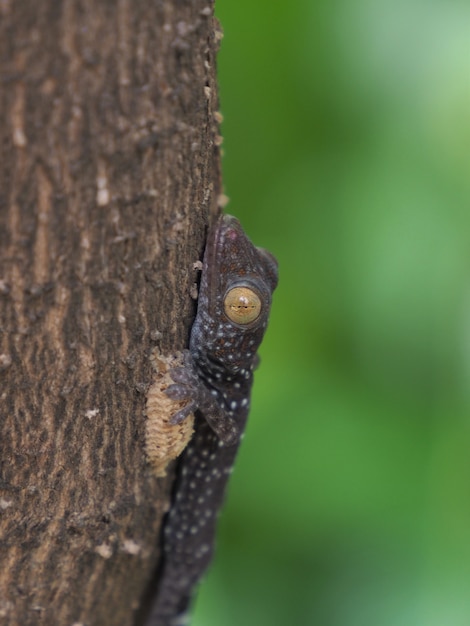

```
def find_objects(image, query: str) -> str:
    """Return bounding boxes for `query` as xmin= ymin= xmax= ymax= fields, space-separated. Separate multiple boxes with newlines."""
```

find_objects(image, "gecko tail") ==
xmin=145 ymin=612 xmax=190 ymax=626
xmin=143 ymin=586 xmax=193 ymax=626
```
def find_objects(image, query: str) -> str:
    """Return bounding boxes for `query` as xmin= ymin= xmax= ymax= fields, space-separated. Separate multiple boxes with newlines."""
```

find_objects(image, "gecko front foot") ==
xmin=165 ymin=351 xmax=203 ymax=424
xmin=164 ymin=351 xmax=240 ymax=446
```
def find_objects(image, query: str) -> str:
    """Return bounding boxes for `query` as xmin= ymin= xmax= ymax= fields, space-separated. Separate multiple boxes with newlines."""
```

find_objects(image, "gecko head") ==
xmin=192 ymin=214 xmax=278 ymax=374
xmin=209 ymin=214 xmax=278 ymax=297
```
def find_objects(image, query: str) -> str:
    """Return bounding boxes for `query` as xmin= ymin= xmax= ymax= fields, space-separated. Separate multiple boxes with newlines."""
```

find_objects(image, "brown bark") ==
xmin=0 ymin=1 xmax=222 ymax=624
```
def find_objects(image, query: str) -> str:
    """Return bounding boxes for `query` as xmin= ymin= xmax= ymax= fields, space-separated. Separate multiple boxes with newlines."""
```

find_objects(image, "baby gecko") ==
xmin=145 ymin=214 xmax=278 ymax=626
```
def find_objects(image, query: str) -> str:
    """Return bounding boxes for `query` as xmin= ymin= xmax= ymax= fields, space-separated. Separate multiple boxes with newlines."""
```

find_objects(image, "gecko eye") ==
xmin=224 ymin=286 xmax=262 ymax=325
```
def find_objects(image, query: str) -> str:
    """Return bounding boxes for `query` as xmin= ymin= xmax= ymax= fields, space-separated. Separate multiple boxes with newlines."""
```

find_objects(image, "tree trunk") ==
xmin=0 ymin=1 xmax=222 ymax=624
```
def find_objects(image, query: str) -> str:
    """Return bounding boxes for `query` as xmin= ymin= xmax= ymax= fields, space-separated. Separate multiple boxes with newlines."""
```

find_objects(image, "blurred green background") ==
xmin=194 ymin=1 xmax=470 ymax=625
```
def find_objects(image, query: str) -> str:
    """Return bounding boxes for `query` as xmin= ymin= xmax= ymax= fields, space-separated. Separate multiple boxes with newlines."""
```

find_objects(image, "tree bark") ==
xmin=0 ymin=1 xmax=222 ymax=624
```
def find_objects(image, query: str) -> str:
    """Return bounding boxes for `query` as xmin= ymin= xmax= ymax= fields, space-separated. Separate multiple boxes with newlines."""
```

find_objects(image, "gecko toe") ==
xmin=170 ymin=401 xmax=197 ymax=425
xmin=165 ymin=383 xmax=192 ymax=401
xmin=170 ymin=367 xmax=196 ymax=385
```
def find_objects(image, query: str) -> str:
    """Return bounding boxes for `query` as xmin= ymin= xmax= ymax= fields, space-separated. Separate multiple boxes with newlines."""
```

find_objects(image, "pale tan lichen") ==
xmin=145 ymin=350 xmax=194 ymax=477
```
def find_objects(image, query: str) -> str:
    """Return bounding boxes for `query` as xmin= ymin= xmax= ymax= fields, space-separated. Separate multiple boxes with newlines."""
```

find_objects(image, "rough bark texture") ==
xmin=0 ymin=1 xmax=222 ymax=625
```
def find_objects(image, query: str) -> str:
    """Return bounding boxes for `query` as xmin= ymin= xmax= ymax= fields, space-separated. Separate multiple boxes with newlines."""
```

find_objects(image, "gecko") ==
xmin=145 ymin=214 xmax=278 ymax=626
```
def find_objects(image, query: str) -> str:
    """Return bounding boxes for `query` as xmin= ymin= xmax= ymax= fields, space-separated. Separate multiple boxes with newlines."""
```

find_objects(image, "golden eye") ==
xmin=224 ymin=287 xmax=262 ymax=324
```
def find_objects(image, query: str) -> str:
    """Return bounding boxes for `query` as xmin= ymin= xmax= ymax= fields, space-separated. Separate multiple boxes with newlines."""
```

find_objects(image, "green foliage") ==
xmin=194 ymin=1 xmax=470 ymax=624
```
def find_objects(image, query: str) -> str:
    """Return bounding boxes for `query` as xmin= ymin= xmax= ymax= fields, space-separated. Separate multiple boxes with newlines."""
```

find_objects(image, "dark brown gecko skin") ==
xmin=145 ymin=215 xmax=278 ymax=626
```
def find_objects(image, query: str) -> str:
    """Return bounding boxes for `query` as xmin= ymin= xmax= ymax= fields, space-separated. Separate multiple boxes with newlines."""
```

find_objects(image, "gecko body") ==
xmin=146 ymin=215 xmax=278 ymax=626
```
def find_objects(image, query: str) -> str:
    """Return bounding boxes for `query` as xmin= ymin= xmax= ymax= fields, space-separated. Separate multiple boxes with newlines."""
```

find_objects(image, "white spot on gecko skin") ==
xmin=230 ymin=400 xmax=237 ymax=410
xmin=195 ymin=545 xmax=209 ymax=559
